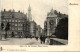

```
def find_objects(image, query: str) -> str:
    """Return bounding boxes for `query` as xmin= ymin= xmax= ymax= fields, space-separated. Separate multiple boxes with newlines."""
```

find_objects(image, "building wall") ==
xmin=47 ymin=17 xmax=58 ymax=36
xmin=30 ymin=21 xmax=36 ymax=37
xmin=1 ymin=10 xmax=28 ymax=38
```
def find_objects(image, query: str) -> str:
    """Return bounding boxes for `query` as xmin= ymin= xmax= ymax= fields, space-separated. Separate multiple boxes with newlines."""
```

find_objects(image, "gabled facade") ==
xmin=44 ymin=9 xmax=59 ymax=36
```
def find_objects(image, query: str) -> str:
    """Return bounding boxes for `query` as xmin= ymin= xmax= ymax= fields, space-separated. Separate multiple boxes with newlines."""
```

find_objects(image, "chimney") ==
xmin=4 ymin=9 xmax=6 ymax=12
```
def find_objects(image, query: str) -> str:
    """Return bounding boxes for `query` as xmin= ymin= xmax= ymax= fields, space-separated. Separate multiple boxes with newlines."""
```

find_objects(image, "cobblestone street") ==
xmin=0 ymin=38 xmax=68 ymax=45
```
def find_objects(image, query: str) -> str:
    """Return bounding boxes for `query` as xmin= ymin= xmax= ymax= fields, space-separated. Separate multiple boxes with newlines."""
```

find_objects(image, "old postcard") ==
xmin=0 ymin=0 xmax=80 ymax=52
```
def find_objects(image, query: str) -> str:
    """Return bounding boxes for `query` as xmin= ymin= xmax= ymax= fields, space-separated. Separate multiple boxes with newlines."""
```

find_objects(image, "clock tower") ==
xmin=46 ymin=9 xmax=58 ymax=36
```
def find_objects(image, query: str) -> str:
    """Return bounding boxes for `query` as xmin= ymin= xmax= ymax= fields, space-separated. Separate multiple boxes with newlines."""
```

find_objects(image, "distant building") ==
xmin=1 ymin=9 xmax=28 ymax=38
xmin=44 ymin=20 xmax=47 ymax=36
xmin=36 ymin=25 xmax=43 ymax=37
xmin=0 ymin=12 xmax=1 ymax=40
xmin=30 ymin=21 xmax=37 ymax=37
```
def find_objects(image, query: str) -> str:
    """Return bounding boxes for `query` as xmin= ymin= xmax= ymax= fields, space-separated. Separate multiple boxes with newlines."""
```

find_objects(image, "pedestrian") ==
xmin=46 ymin=37 xmax=50 ymax=45
xmin=36 ymin=37 xmax=38 ymax=41
xmin=35 ymin=37 xmax=38 ymax=41
xmin=43 ymin=35 xmax=46 ymax=44
xmin=40 ymin=35 xmax=43 ymax=44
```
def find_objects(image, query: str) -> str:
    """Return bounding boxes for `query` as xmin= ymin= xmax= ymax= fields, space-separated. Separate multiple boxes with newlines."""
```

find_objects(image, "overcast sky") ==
xmin=1 ymin=0 xmax=68 ymax=29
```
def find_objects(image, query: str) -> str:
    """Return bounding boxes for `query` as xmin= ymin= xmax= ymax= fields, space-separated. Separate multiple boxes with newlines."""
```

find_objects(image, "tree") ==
xmin=54 ymin=17 xmax=68 ymax=40
xmin=11 ymin=32 xmax=14 ymax=38
xmin=1 ymin=23 xmax=4 ymax=30
xmin=1 ymin=23 xmax=4 ymax=40
xmin=5 ymin=22 xmax=10 ymax=39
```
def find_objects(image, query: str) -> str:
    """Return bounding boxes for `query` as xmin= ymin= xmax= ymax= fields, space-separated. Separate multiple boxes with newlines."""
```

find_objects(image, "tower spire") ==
xmin=28 ymin=1 xmax=32 ymax=21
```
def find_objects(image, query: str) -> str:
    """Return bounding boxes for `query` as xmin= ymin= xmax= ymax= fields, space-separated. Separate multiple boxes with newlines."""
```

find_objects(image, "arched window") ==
xmin=12 ymin=20 xmax=14 ymax=22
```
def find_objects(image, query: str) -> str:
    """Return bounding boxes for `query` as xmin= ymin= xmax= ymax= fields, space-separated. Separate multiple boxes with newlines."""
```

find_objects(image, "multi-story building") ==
xmin=25 ymin=19 xmax=30 ymax=37
xmin=36 ymin=25 xmax=43 ymax=37
xmin=1 ymin=9 xmax=28 ymax=38
xmin=30 ymin=21 xmax=37 ymax=37
xmin=44 ymin=9 xmax=68 ymax=37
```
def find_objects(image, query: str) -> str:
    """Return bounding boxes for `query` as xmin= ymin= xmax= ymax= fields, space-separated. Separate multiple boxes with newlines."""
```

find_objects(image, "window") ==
xmin=2 ymin=19 xmax=5 ymax=22
xmin=6 ymin=19 xmax=8 ymax=22
xmin=21 ymin=24 xmax=23 ymax=26
xmin=18 ymin=24 xmax=23 ymax=26
xmin=15 ymin=24 xmax=17 ymax=26
xmin=18 ymin=24 xmax=20 ymax=26
xmin=9 ymin=20 xmax=11 ymax=22
xmin=12 ymin=14 xmax=15 ymax=18
xmin=15 ymin=20 xmax=17 ymax=22
xmin=12 ymin=20 xmax=14 ymax=22
xmin=15 ymin=27 xmax=18 ymax=30
xmin=23 ymin=20 xmax=24 ymax=22
xmin=15 ymin=32 xmax=17 ymax=34
xmin=10 ymin=27 xmax=11 ymax=30
xmin=18 ymin=27 xmax=22 ymax=30
xmin=18 ymin=20 xmax=20 ymax=22
xmin=12 ymin=28 xmax=14 ymax=30
xmin=8 ymin=31 xmax=11 ymax=34
xmin=12 ymin=23 xmax=14 ymax=25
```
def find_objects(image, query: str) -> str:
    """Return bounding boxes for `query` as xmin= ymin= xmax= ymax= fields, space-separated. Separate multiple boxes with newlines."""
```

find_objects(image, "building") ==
xmin=1 ymin=9 xmax=28 ymax=38
xmin=25 ymin=19 xmax=30 ymax=37
xmin=44 ymin=20 xmax=47 ymax=36
xmin=44 ymin=9 xmax=59 ymax=36
xmin=30 ymin=21 xmax=37 ymax=37
xmin=27 ymin=5 xmax=37 ymax=37
xmin=36 ymin=25 xmax=43 ymax=37
xmin=0 ymin=12 xmax=1 ymax=40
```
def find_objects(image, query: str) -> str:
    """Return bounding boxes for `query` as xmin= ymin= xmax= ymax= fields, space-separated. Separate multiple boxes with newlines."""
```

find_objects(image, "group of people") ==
xmin=35 ymin=35 xmax=50 ymax=44
xmin=35 ymin=35 xmax=46 ymax=44
xmin=40 ymin=35 xmax=46 ymax=44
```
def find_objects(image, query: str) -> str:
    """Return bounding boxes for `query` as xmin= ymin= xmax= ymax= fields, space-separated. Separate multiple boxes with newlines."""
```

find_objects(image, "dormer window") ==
xmin=12 ymin=14 xmax=15 ymax=18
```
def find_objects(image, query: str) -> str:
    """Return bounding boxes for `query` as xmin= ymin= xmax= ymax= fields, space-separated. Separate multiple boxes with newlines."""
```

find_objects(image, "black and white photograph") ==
xmin=0 ymin=0 xmax=68 ymax=45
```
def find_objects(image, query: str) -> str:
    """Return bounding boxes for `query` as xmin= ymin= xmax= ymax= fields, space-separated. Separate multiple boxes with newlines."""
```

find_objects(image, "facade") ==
xmin=1 ymin=9 xmax=28 ymax=38
xmin=25 ymin=20 xmax=30 ymax=37
xmin=1 ymin=5 xmax=43 ymax=38
xmin=44 ymin=20 xmax=47 ymax=36
xmin=44 ymin=9 xmax=59 ymax=36
xmin=36 ymin=25 xmax=43 ymax=37
xmin=30 ymin=21 xmax=37 ymax=37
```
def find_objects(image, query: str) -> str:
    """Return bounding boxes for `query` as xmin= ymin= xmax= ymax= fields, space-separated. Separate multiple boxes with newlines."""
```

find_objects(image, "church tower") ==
xmin=28 ymin=5 xmax=32 ymax=21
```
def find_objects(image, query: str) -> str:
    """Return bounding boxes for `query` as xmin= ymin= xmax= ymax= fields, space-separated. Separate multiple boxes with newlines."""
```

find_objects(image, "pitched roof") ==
xmin=1 ymin=11 xmax=27 ymax=19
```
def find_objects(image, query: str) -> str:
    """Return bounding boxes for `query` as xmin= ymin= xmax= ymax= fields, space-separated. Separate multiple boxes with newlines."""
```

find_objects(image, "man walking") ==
xmin=40 ymin=35 xmax=46 ymax=44
xmin=43 ymin=35 xmax=46 ymax=44
xmin=40 ymin=35 xmax=43 ymax=44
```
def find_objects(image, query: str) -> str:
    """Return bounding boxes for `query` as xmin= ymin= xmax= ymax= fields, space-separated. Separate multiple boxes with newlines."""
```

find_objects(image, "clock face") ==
xmin=49 ymin=20 xmax=54 ymax=25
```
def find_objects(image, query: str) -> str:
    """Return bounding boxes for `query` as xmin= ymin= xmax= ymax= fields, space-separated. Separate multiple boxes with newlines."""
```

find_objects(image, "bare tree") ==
xmin=5 ymin=22 xmax=10 ymax=39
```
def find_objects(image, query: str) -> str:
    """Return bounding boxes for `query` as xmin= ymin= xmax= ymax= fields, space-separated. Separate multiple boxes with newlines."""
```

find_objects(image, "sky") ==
xmin=1 ymin=0 xmax=68 ymax=29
